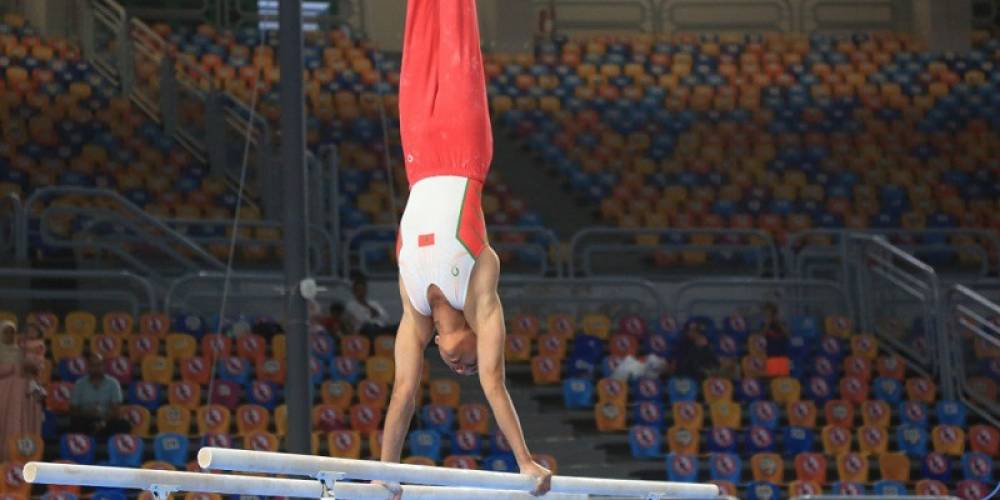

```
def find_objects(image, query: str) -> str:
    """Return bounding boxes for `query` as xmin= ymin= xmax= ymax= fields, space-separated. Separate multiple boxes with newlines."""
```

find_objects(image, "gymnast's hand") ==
xmin=372 ymin=480 xmax=402 ymax=500
xmin=520 ymin=461 xmax=553 ymax=496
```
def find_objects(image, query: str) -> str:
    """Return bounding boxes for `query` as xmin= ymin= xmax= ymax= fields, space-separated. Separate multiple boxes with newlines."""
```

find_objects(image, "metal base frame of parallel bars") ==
xmin=23 ymin=452 xmax=722 ymax=500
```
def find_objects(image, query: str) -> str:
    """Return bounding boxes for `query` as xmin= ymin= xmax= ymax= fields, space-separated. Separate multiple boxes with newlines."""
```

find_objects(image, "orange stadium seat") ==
xmin=196 ymin=405 xmax=232 ymax=435
xmin=672 ymin=402 xmax=705 ymax=431
xmin=931 ymin=425 xmax=966 ymax=456
xmin=129 ymin=334 xmax=161 ymax=363
xmin=165 ymin=334 xmax=198 ymax=360
xmin=505 ymin=334 xmax=532 ymax=362
xmin=328 ymin=430 xmax=362 ymax=459
xmin=709 ymin=401 xmax=741 ymax=429
xmin=458 ymin=403 xmax=490 ymax=434
xmin=794 ymin=452 xmax=828 ymax=484
xmin=596 ymin=378 xmax=628 ymax=406
xmin=364 ymin=356 xmax=394 ymax=385
xmin=836 ymin=452 xmax=869 ymax=483
xmin=6 ymin=433 xmax=43 ymax=463
xmin=167 ymin=381 xmax=202 ymax=410
xmin=879 ymin=452 xmax=910 ymax=482
xmin=102 ymin=312 xmax=134 ymax=336
xmin=235 ymin=404 xmax=270 ymax=436
xmin=121 ymin=405 xmax=153 ymax=437
xmin=666 ymin=425 xmax=700 ymax=455
xmin=356 ymin=379 xmax=389 ymax=408
xmin=821 ymin=425 xmax=853 ymax=456
xmin=594 ymin=401 xmax=626 ymax=432
xmin=750 ymin=453 xmax=784 ymax=483
xmin=341 ymin=335 xmax=371 ymax=361
xmin=320 ymin=380 xmax=354 ymax=409
xmin=787 ymin=401 xmax=818 ymax=429
xmin=373 ymin=335 xmax=395 ymax=358
xmin=156 ymin=405 xmax=193 ymax=435
xmin=243 ymin=431 xmax=279 ymax=452
xmin=530 ymin=355 xmax=562 ymax=384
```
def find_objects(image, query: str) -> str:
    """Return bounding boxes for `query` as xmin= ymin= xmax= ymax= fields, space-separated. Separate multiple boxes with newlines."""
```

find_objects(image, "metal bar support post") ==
xmin=278 ymin=0 xmax=312 ymax=454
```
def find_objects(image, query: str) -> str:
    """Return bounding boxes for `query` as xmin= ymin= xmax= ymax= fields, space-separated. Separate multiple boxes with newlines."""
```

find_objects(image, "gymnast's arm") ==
xmin=379 ymin=278 xmax=433 ymax=464
xmin=465 ymin=248 xmax=553 ymax=496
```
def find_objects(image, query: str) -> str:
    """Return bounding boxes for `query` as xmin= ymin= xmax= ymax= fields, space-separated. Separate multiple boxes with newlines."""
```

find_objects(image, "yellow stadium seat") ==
xmin=156 ymin=405 xmax=192 ymax=435
xmin=141 ymin=355 xmax=174 ymax=385
xmin=581 ymin=314 xmax=611 ymax=339
xmin=64 ymin=311 xmax=97 ymax=337
xmin=51 ymin=334 xmax=84 ymax=362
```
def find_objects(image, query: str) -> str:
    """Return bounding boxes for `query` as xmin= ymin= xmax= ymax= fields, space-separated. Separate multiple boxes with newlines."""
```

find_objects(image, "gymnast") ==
xmin=375 ymin=0 xmax=552 ymax=497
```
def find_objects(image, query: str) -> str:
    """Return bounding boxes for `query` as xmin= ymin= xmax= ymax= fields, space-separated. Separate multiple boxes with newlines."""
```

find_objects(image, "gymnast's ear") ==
xmin=433 ymin=334 xmax=440 ymax=345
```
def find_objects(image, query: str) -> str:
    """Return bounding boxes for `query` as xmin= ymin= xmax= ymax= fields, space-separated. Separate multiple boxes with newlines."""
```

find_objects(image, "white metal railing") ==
xmin=850 ymin=234 xmax=955 ymax=400
xmin=947 ymin=284 xmax=1000 ymax=427
xmin=568 ymin=227 xmax=779 ymax=278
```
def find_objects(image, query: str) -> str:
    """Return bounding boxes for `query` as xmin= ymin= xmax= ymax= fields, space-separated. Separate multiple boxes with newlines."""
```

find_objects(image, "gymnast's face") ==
xmin=432 ymin=304 xmax=478 ymax=376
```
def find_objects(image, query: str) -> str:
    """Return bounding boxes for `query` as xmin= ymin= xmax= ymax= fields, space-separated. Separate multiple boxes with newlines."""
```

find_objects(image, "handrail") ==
xmin=786 ymin=228 xmax=1000 ymax=279
xmin=0 ymin=268 xmax=158 ymax=313
xmin=946 ymin=284 xmax=1000 ymax=427
xmin=568 ymin=227 xmax=779 ymax=278
xmin=164 ymin=271 xmax=351 ymax=314
xmin=671 ymin=277 xmax=853 ymax=321
xmin=26 ymin=187 xmax=227 ymax=271
xmin=344 ymin=224 xmax=562 ymax=279
xmin=499 ymin=276 xmax=665 ymax=317
xmin=850 ymin=233 xmax=955 ymax=401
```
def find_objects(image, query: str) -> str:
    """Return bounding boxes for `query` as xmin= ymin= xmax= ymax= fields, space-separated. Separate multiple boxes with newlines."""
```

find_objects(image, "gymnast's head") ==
xmin=429 ymin=295 xmax=477 ymax=376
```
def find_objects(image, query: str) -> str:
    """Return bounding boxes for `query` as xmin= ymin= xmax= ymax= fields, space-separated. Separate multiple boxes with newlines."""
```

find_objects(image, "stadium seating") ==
xmin=488 ymin=32 xmax=1000 ymax=269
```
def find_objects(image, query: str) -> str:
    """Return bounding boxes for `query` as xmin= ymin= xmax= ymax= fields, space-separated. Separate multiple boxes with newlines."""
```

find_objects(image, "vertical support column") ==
xmin=116 ymin=18 xmax=134 ymax=94
xmin=258 ymin=131 xmax=280 ymax=219
xmin=913 ymin=0 xmax=972 ymax=52
xmin=158 ymin=56 xmax=178 ymax=137
xmin=278 ymin=0 xmax=312 ymax=455
xmin=328 ymin=147 xmax=341 ymax=277
xmin=204 ymin=91 xmax=227 ymax=178
xmin=77 ymin=0 xmax=96 ymax=59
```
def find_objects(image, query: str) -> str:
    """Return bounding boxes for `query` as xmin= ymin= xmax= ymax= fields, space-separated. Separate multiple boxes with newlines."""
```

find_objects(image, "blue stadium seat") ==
xmin=935 ymin=400 xmax=967 ymax=427
xmin=408 ymin=430 xmax=442 ymax=462
xmin=628 ymin=425 xmax=662 ymax=459
xmin=562 ymin=378 xmax=594 ymax=409
xmin=154 ymin=433 xmax=190 ymax=468
xmin=667 ymin=377 xmax=698 ymax=402
xmin=708 ymin=453 xmax=742 ymax=483
xmin=107 ymin=434 xmax=144 ymax=467
xmin=961 ymin=452 xmax=993 ymax=483
xmin=665 ymin=453 xmax=699 ymax=482
xmin=418 ymin=405 xmax=455 ymax=434
xmin=707 ymin=427 xmax=738 ymax=454
xmin=59 ymin=434 xmax=96 ymax=464
xmin=872 ymin=481 xmax=908 ymax=496
xmin=783 ymin=427 xmax=815 ymax=455
xmin=483 ymin=454 xmax=517 ymax=473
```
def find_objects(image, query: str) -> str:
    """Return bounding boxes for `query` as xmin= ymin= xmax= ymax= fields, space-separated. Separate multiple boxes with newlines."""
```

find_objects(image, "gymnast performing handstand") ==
xmin=376 ymin=0 xmax=552 ymax=497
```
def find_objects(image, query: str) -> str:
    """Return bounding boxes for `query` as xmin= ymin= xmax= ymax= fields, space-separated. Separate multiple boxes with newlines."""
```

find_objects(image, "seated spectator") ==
xmin=69 ymin=351 xmax=131 ymax=438
xmin=672 ymin=321 xmax=719 ymax=379
xmin=310 ymin=300 xmax=347 ymax=337
xmin=345 ymin=273 xmax=395 ymax=336
xmin=0 ymin=320 xmax=45 ymax=461
xmin=761 ymin=303 xmax=790 ymax=377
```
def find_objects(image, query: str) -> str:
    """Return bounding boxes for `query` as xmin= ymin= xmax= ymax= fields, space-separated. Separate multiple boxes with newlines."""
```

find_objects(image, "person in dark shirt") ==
xmin=672 ymin=321 xmax=719 ymax=379
xmin=761 ymin=302 xmax=790 ymax=376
